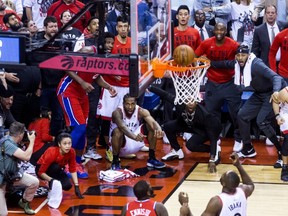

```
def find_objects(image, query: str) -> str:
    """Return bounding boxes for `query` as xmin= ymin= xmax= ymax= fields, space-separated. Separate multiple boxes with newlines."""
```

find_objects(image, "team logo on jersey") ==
xmin=61 ymin=56 xmax=74 ymax=70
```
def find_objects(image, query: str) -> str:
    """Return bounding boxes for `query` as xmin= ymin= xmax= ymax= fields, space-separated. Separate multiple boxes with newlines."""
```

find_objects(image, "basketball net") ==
xmin=152 ymin=58 xmax=210 ymax=105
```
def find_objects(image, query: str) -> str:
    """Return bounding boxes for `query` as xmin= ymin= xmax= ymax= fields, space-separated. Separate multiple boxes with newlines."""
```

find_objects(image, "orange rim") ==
xmin=152 ymin=58 xmax=210 ymax=78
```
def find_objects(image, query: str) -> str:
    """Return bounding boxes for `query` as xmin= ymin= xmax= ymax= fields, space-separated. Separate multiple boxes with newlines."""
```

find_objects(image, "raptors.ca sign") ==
xmin=39 ymin=54 xmax=130 ymax=76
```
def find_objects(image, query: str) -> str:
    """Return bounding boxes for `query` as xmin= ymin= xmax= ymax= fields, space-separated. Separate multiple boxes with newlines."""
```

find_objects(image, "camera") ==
xmin=22 ymin=130 xmax=36 ymax=142
xmin=4 ymin=167 xmax=24 ymax=183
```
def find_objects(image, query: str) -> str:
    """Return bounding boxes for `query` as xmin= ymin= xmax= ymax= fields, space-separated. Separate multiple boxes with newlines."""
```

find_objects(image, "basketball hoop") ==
xmin=152 ymin=58 xmax=210 ymax=105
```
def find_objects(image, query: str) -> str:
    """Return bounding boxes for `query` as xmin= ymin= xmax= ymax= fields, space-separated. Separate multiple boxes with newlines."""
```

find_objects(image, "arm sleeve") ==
xmin=148 ymin=85 xmax=175 ymax=104
xmin=213 ymin=0 xmax=232 ymax=16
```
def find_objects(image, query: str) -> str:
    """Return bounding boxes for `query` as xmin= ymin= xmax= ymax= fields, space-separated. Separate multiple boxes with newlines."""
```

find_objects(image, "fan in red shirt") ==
xmin=269 ymin=28 xmax=288 ymax=82
xmin=36 ymin=133 xmax=83 ymax=208
xmin=195 ymin=22 xmax=242 ymax=152
xmin=0 ymin=0 xmax=21 ymax=31
xmin=47 ymin=0 xmax=91 ymax=32
xmin=174 ymin=5 xmax=201 ymax=50
xmin=28 ymin=108 xmax=55 ymax=165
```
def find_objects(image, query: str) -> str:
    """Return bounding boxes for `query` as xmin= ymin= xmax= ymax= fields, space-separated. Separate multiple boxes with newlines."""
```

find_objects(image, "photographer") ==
xmin=0 ymin=121 xmax=39 ymax=215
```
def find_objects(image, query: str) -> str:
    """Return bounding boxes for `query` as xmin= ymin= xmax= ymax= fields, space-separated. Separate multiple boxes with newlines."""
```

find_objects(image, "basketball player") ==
xmin=57 ymin=70 xmax=117 ymax=178
xmin=121 ymin=180 xmax=169 ymax=216
xmin=148 ymin=86 xmax=222 ymax=173
xmin=174 ymin=5 xmax=201 ymax=50
xmin=271 ymin=87 xmax=288 ymax=181
xmin=195 ymin=22 xmax=242 ymax=152
xmin=109 ymin=94 xmax=165 ymax=170
xmin=201 ymin=152 xmax=255 ymax=216
xmin=211 ymin=45 xmax=286 ymax=168
xmin=96 ymin=15 xmax=132 ymax=158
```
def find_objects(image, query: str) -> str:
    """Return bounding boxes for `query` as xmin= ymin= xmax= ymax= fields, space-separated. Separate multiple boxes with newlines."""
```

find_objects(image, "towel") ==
xmin=99 ymin=169 xmax=139 ymax=183
xmin=234 ymin=53 xmax=256 ymax=87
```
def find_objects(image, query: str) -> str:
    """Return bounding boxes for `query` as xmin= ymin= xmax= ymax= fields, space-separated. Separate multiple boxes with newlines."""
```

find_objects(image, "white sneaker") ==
xmin=265 ymin=138 xmax=274 ymax=146
xmin=84 ymin=149 xmax=102 ymax=160
xmin=163 ymin=133 xmax=170 ymax=144
xmin=162 ymin=149 xmax=184 ymax=161
xmin=140 ymin=145 xmax=149 ymax=152
xmin=182 ymin=132 xmax=192 ymax=141
xmin=233 ymin=141 xmax=243 ymax=152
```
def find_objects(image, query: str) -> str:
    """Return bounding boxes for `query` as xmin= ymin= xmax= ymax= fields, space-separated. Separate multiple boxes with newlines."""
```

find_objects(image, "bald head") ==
xmin=220 ymin=170 xmax=240 ymax=192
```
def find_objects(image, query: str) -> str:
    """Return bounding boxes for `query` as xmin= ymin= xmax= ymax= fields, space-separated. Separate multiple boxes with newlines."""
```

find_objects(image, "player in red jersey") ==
xmin=97 ymin=16 xmax=135 ymax=160
xmin=121 ymin=180 xmax=169 ymax=216
xmin=57 ymin=69 xmax=117 ymax=178
xmin=174 ymin=5 xmax=201 ymax=50
xmin=195 ymin=22 xmax=242 ymax=152
xmin=269 ymin=28 xmax=288 ymax=83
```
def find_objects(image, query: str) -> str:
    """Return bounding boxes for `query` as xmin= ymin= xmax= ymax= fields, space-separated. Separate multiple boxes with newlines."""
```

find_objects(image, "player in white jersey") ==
xmin=272 ymin=86 xmax=288 ymax=181
xmin=109 ymin=93 xmax=166 ymax=170
xmin=201 ymin=152 xmax=255 ymax=216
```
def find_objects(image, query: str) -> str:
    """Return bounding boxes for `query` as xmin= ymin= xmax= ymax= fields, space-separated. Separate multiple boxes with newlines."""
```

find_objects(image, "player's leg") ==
xmin=144 ymin=124 xmax=166 ymax=169
xmin=281 ymin=134 xmax=288 ymax=181
xmin=162 ymin=119 xmax=185 ymax=161
xmin=225 ymin=80 xmax=242 ymax=152
xmin=237 ymin=93 xmax=261 ymax=158
xmin=256 ymin=98 xmax=282 ymax=168
xmin=110 ymin=127 xmax=124 ymax=170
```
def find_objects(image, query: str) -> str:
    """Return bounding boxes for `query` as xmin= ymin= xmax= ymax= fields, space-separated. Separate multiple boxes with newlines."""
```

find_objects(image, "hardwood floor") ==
xmin=7 ymin=137 xmax=286 ymax=216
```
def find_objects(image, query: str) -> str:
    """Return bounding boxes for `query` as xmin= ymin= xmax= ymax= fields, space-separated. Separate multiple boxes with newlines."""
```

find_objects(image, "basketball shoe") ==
xmin=162 ymin=149 xmax=184 ymax=161
xmin=237 ymin=144 xmax=257 ymax=158
xmin=147 ymin=158 xmax=166 ymax=169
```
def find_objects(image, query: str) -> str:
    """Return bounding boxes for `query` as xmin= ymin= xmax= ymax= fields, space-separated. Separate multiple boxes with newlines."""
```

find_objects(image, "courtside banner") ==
xmin=39 ymin=55 xmax=129 ymax=76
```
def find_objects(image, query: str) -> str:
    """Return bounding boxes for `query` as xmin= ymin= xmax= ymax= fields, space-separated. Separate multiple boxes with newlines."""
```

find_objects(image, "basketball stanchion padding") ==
xmin=129 ymin=54 xmax=139 ymax=97
xmin=152 ymin=57 xmax=210 ymax=105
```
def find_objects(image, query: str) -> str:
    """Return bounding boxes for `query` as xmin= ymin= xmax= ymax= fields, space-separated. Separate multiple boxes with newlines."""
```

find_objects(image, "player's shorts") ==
xmin=280 ymin=112 xmax=288 ymax=134
xmin=58 ymin=94 xmax=89 ymax=126
xmin=97 ymin=85 xmax=129 ymax=120
xmin=109 ymin=125 xmax=145 ymax=156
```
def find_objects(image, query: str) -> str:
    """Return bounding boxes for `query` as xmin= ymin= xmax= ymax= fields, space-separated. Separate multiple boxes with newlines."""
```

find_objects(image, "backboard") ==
xmin=130 ymin=0 xmax=172 ymax=94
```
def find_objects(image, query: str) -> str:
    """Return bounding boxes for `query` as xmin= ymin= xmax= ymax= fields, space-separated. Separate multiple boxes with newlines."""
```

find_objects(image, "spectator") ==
xmin=193 ymin=9 xmax=214 ymax=40
xmin=0 ymin=81 xmax=15 ymax=130
xmin=28 ymin=107 xmax=55 ymax=166
xmin=4 ymin=0 xmax=23 ymax=19
xmin=3 ymin=12 xmax=22 ymax=31
xmin=252 ymin=5 xmax=287 ymax=67
xmin=24 ymin=0 xmax=47 ymax=30
xmin=0 ymin=0 xmax=20 ymax=31
xmin=47 ymin=0 xmax=91 ymax=32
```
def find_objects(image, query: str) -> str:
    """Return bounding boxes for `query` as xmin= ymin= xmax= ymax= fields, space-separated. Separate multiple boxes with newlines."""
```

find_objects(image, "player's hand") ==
xmin=270 ymin=92 xmax=279 ymax=103
xmin=208 ymin=161 xmax=217 ymax=173
xmin=114 ymin=76 xmax=121 ymax=81
xmin=134 ymin=133 xmax=146 ymax=142
xmin=154 ymin=129 xmax=164 ymax=138
xmin=81 ymin=82 xmax=94 ymax=93
xmin=178 ymin=192 xmax=189 ymax=205
xmin=74 ymin=185 xmax=84 ymax=199
xmin=230 ymin=152 xmax=240 ymax=167
xmin=108 ymin=86 xmax=117 ymax=97
xmin=276 ymin=116 xmax=285 ymax=125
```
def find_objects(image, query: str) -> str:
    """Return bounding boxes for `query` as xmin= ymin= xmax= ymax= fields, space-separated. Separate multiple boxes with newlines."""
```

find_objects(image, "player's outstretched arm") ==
xmin=230 ymin=152 xmax=255 ymax=198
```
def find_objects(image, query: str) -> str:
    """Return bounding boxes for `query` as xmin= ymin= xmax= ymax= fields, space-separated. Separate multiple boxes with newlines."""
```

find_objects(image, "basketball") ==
xmin=173 ymin=45 xmax=195 ymax=66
